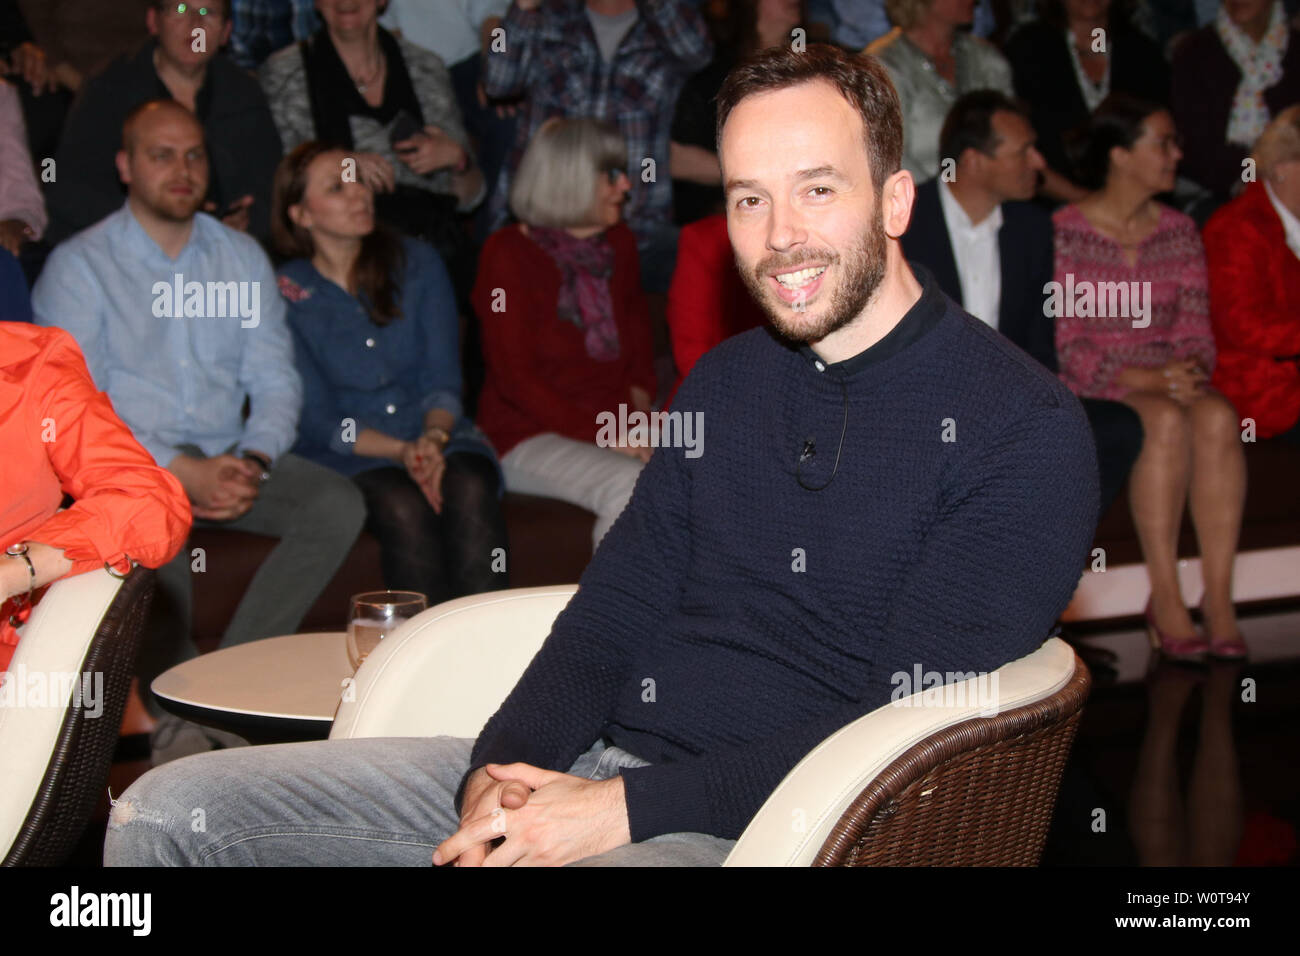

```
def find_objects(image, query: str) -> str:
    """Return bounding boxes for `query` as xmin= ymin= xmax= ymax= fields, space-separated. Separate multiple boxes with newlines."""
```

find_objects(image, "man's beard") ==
xmin=143 ymin=184 xmax=205 ymax=224
xmin=738 ymin=213 xmax=888 ymax=344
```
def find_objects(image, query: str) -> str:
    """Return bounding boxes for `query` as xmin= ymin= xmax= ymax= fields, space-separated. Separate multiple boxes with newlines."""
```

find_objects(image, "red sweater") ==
xmin=665 ymin=214 xmax=766 ymax=405
xmin=1204 ymin=181 xmax=1300 ymax=438
xmin=473 ymin=222 xmax=657 ymax=457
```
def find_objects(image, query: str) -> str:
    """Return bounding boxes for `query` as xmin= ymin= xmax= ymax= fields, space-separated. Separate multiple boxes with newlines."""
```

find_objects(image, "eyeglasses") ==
xmin=159 ymin=2 xmax=223 ymax=20
xmin=602 ymin=166 xmax=627 ymax=185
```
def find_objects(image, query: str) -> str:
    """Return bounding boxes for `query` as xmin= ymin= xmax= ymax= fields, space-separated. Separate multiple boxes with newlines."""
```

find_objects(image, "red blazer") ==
xmin=665 ymin=214 xmax=766 ymax=406
xmin=1204 ymin=181 xmax=1300 ymax=438
xmin=473 ymin=222 xmax=657 ymax=457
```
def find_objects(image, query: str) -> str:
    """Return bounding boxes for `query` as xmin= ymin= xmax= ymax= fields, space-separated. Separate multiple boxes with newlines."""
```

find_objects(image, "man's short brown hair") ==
xmin=715 ymin=44 xmax=904 ymax=198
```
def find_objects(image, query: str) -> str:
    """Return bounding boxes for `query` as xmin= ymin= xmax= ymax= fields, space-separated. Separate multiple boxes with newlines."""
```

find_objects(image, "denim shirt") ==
xmin=278 ymin=237 xmax=501 ymax=487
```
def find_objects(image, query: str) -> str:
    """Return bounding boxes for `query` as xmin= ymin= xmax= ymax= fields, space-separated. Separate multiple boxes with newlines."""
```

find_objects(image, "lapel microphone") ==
xmin=796 ymin=372 xmax=849 ymax=492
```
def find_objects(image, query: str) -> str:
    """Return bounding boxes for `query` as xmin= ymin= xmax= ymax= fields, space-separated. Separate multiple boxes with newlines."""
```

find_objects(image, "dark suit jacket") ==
xmin=901 ymin=178 xmax=1058 ymax=373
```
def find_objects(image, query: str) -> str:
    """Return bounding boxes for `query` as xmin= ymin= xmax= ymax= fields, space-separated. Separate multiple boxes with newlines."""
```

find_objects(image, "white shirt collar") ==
xmin=1264 ymin=180 xmax=1300 ymax=259
xmin=938 ymin=179 xmax=1003 ymax=236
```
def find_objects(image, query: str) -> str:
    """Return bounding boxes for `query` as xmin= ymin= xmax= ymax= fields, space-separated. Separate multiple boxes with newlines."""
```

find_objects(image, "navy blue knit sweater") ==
xmin=468 ymin=265 xmax=1099 ymax=842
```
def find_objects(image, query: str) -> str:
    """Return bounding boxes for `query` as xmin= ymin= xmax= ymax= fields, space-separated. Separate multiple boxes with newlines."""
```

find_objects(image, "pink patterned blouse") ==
xmin=1051 ymin=203 xmax=1215 ymax=401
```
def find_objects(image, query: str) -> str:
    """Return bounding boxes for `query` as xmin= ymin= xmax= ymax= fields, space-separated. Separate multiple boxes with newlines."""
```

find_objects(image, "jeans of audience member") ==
xmin=0 ymin=248 xmax=30 ymax=322
xmin=500 ymin=433 xmax=645 ymax=550
xmin=352 ymin=454 xmax=509 ymax=605
xmin=136 ymin=450 xmax=366 ymax=718
xmin=448 ymin=52 xmax=519 ymax=248
xmin=634 ymin=219 xmax=680 ymax=295
xmin=104 ymin=736 xmax=736 ymax=866
xmin=1081 ymin=397 xmax=1146 ymax=519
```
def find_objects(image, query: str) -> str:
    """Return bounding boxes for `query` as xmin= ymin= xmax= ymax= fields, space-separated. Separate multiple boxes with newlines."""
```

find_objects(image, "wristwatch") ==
xmin=242 ymin=451 xmax=272 ymax=482
xmin=5 ymin=542 xmax=36 ymax=627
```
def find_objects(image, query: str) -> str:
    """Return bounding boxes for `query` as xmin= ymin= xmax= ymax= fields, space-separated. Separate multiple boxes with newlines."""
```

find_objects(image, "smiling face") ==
xmin=1113 ymin=110 xmax=1182 ymax=195
xmin=289 ymin=149 xmax=376 ymax=243
xmin=721 ymin=80 xmax=890 ymax=344
xmin=117 ymin=104 xmax=209 ymax=223
xmin=316 ymin=0 xmax=383 ymax=38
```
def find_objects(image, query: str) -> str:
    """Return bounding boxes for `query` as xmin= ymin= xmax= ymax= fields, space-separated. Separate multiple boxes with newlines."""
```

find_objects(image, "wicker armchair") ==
xmin=1 ymin=566 xmax=154 ymax=866
xmin=331 ymin=585 xmax=1089 ymax=866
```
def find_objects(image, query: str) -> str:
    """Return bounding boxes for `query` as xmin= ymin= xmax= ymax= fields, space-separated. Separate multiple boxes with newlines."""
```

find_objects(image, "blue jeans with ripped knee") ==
xmin=103 ymin=736 xmax=736 ymax=866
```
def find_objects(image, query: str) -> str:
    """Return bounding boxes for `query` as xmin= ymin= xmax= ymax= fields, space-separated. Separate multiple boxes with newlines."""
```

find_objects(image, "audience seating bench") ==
xmin=189 ymin=493 xmax=594 ymax=653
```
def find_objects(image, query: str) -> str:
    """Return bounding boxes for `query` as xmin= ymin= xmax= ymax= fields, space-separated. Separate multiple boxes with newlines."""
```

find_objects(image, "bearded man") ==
xmin=103 ymin=44 xmax=1098 ymax=868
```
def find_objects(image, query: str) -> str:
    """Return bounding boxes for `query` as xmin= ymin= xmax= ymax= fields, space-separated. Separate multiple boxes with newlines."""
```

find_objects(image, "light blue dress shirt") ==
xmin=31 ymin=204 xmax=302 ymax=468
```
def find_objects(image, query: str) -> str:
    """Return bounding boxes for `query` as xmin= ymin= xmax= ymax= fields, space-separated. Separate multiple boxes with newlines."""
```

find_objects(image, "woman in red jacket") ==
xmin=1 ymin=322 xmax=191 ymax=672
xmin=473 ymin=118 xmax=657 ymax=549
xmin=1205 ymin=105 xmax=1300 ymax=444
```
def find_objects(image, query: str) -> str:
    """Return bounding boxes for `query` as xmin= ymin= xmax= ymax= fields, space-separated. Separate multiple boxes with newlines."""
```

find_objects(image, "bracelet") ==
xmin=5 ymin=542 xmax=36 ymax=628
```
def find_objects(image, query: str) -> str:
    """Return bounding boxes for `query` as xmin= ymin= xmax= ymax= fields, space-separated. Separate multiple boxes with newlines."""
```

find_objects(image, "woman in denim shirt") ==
xmin=271 ymin=141 xmax=507 ymax=603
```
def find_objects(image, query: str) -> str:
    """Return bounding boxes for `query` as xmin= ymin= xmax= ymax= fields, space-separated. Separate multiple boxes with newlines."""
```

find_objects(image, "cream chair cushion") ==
xmin=328 ymin=585 xmax=1076 ymax=866
xmin=330 ymin=586 xmax=577 ymax=741
xmin=0 ymin=568 xmax=125 ymax=858
xmin=722 ymin=637 xmax=1077 ymax=865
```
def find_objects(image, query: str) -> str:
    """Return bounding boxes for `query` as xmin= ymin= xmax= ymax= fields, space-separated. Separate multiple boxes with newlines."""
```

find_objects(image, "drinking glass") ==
xmin=346 ymin=591 xmax=427 ymax=669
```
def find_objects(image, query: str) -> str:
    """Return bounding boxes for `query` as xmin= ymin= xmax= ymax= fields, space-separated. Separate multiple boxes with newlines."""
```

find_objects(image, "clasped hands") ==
xmin=1153 ymin=359 xmax=1208 ymax=406
xmin=433 ymin=762 xmax=631 ymax=867
xmin=170 ymin=453 xmax=266 ymax=522
xmin=400 ymin=433 xmax=448 ymax=513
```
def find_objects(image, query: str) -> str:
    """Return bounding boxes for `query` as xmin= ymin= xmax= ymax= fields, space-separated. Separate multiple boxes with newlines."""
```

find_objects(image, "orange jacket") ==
xmin=1 ymin=323 xmax=192 ymax=670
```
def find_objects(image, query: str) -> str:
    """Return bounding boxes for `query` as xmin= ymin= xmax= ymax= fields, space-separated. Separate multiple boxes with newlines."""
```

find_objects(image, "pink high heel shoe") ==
xmin=1144 ymin=599 xmax=1208 ymax=660
xmin=1197 ymin=601 xmax=1248 ymax=660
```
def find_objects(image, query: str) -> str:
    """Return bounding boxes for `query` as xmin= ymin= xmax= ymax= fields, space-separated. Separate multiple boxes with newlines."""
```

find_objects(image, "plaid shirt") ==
xmin=229 ymin=0 xmax=320 ymax=69
xmin=483 ymin=0 xmax=712 ymax=234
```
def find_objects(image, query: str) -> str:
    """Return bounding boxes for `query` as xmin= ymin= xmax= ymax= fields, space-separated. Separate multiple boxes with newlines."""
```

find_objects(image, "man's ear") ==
xmin=218 ymin=18 xmax=233 ymax=49
xmin=115 ymin=149 xmax=132 ymax=188
xmin=145 ymin=6 xmax=160 ymax=37
xmin=881 ymin=168 xmax=915 ymax=240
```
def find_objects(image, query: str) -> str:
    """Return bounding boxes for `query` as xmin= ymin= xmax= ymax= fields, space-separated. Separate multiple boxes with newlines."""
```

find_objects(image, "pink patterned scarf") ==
xmin=529 ymin=226 xmax=621 ymax=361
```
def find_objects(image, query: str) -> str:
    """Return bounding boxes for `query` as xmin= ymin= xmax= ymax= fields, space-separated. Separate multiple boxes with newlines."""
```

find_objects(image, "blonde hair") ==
xmin=1253 ymin=105 xmax=1300 ymax=182
xmin=509 ymin=117 xmax=629 ymax=229
xmin=885 ymin=0 xmax=934 ymax=31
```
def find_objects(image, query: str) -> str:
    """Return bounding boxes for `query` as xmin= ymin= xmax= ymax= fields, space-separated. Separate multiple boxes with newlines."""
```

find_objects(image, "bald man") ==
xmin=33 ymin=100 xmax=366 ymax=765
